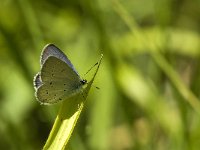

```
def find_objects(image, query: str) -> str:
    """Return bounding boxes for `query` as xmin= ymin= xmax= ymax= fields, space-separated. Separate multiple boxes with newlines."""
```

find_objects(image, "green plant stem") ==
xmin=43 ymin=54 xmax=103 ymax=150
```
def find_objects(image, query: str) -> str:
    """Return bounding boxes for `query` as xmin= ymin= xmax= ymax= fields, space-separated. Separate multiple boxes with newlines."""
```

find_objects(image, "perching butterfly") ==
xmin=33 ymin=44 xmax=88 ymax=105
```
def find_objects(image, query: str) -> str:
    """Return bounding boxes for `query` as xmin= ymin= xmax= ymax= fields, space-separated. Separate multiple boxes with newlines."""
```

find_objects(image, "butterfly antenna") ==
xmin=84 ymin=81 xmax=100 ymax=90
xmin=84 ymin=62 xmax=98 ymax=76
xmin=84 ymin=54 xmax=103 ymax=89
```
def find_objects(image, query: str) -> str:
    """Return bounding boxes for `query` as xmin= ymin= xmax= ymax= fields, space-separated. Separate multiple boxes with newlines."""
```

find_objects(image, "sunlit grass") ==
xmin=0 ymin=0 xmax=200 ymax=149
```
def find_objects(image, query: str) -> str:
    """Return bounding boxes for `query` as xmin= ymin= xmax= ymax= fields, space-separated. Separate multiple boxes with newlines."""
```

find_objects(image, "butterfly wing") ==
xmin=33 ymin=72 xmax=42 ymax=89
xmin=35 ymin=56 xmax=83 ymax=104
xmin=41 ymin=44 xmax=80 ymax=76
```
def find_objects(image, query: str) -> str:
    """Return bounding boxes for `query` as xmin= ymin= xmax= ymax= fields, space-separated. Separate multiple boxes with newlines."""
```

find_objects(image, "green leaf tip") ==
xmin=43 ymin=54 xmax=103 ymax=150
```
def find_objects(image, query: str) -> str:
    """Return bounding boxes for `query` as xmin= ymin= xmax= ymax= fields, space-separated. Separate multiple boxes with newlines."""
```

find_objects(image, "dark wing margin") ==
xmin=40 ymin=44 xmax=79 ymax=76
xmin=33 ymin=73 xmax=42 ymax=89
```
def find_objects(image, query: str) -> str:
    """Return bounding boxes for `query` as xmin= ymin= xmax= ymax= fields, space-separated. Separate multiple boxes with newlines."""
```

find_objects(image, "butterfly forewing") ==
xmin=41 ymin=56 xmax=81 ymax=82
xmin=41 ymin=44 xmax=79 ymax=75
xmin=35 ymin=56 xmax=83 ymax=104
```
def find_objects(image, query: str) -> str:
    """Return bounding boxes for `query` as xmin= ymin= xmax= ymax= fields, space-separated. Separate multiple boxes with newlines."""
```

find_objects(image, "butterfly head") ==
xmin=80 ymin=79 xmax=87 ymax=85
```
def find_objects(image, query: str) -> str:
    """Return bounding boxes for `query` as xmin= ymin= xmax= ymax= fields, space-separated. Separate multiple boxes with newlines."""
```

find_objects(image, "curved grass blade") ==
xmin=43 ymin=54 xmax=103 ymax=150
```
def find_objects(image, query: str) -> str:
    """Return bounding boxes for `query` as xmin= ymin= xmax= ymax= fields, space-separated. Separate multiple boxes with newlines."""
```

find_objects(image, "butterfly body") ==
xmin=34 ymin=44 xmax=87 ymax=105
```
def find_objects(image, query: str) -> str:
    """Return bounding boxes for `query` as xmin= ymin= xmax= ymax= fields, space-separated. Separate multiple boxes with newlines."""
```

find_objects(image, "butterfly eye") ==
xmin=80 ymin=79 xmax=87 ymax=85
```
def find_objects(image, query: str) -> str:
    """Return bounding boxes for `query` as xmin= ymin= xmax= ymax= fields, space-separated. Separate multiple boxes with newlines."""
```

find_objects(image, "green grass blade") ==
xmin=43 ymin=54 xmax=103 ymax=150
xmin=112 ymin=0 xmax=200 ymax=114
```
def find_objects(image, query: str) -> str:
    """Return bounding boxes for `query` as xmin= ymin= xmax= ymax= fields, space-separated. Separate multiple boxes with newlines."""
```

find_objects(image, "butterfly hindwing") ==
xmin=36 ymin=81 xmax=81 ymax=104
xmin=33 ymin=73 xmax=42 ymax=89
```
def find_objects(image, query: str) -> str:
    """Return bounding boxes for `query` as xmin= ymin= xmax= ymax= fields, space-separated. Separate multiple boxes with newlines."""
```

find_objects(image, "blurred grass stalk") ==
xmin=17 ymin=0 xmax=44 ymax=49
xmin=112 ymin=0 xmax=200 ymax=148
xmin=43 ymin=55 xmax=103 ymax=150
xmin=112 ymin=0 xmax=200 ymax=114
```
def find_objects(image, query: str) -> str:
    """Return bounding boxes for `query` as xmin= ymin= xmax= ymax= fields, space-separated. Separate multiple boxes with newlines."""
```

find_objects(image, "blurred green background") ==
xmin=0 ymin=0 xmax=200 ymax=149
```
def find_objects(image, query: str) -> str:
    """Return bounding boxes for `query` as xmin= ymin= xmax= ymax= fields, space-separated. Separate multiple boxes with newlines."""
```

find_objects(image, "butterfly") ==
xmin=33 ymin=44 xmax=87 ymax=105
